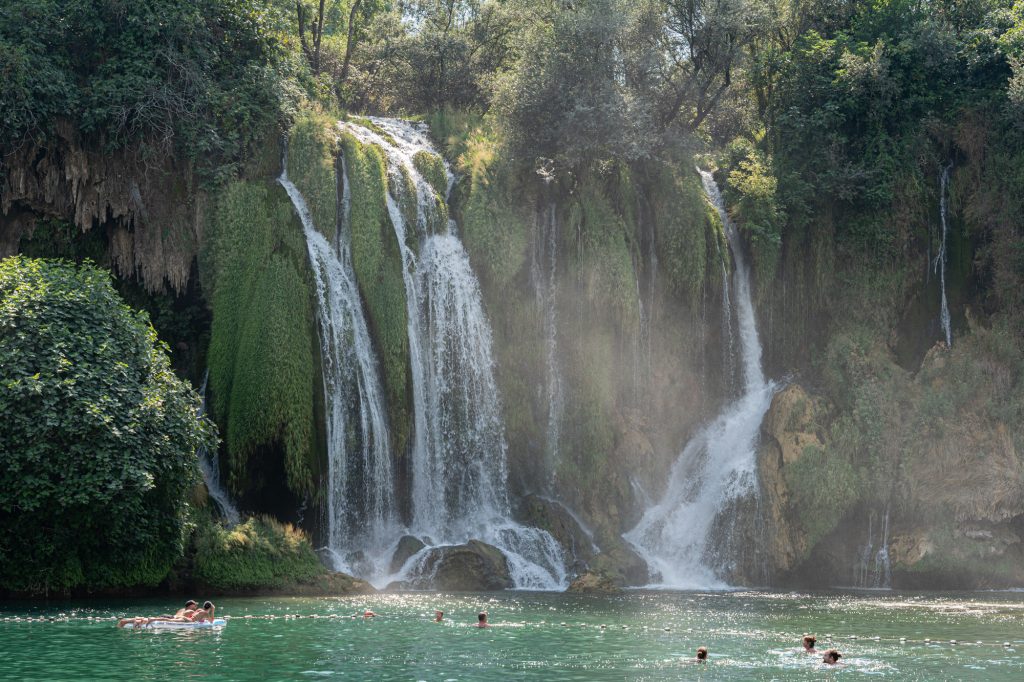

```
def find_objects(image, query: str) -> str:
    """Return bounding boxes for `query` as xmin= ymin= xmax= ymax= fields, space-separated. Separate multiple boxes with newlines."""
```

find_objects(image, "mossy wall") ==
xmin=206 ymin=180 xmax=318 ymax=500
xmin=288 ymin=110 xmax=340 ymax=242
xmin=341 ymin=132 xmax=413 ymax=457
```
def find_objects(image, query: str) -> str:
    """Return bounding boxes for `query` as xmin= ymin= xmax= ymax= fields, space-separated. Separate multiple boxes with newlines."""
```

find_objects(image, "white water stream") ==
xmin=196 ymin=369 xmax=241 ymax=526
xmin=279 ymin=158 xmax=398 ymax=575
xmin=338 ymin=118 xmax=567 ymax=589
xmin=936 ymin=163 xmax=953 ymax=348
xmin=623 ymin=169 xmax=776 ymax=588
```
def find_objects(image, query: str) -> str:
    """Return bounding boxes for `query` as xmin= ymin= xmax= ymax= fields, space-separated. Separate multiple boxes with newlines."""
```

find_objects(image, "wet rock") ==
xmin=518 ymin=495 xmax=597 ymax=572
xmin=417 ymin=540 xmax=513 ymax=591
xmin=389 ymin=535 xmax=426 ymax=574
xmin=567 ymin=571 xmax=620 ymax=594
xmin=589 ymin=540 xmax=649 ymax=587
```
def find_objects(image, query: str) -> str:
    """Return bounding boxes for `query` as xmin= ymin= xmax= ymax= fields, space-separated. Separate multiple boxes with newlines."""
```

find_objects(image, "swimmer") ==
xmin=695 ymin=646 xmax=708 ymax=662
xmin=477 ymin=612 xmax=489 ymax=628
xmin=363 ymin=610 xmax=376 ymax=618
xmin=434 ymin=610 xmax=444 ymax=622
xmin=822 ymin=649 xmax=842 ymax=665
xmin=802 ymin=634 xmax=817 ymax=653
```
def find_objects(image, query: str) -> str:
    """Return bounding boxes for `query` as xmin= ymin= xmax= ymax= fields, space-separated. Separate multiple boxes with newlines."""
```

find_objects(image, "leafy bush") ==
xmin=0 ymin=0 xmax=292 ymax=182
xmin=0 ymin=257 xmax=216 ymax=594
xmin=191 ymin=514 xmax=325 ymax=591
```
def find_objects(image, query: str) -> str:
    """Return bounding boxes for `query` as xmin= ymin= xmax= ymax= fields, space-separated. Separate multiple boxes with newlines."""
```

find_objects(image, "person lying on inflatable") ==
xmin=117 ymin=601 xmax=215 ymax=628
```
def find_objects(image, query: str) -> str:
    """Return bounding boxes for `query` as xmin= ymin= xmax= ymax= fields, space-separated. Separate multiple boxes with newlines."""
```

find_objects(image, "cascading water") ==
xmin=532 ymin=201 xmax=565 ymax=487
xmin=853 ymin=508 xmax=892 ymax=589
xmin=623 ymin=169 xmax=776 ymax=588
xmin=340 ymin=117 xmax=567 ymax=589
xmin=936 ymin=163 xmax=953 ymax=348
xmin=196 ymin=369 xmax=241 ymax=526
xmin=279 ymin=155 xmax=398 ymax=576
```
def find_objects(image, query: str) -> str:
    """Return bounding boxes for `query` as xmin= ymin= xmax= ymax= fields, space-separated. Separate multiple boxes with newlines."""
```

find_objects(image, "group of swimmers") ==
xmin=116 ymin=600 xmax=216 ymax=628
xmin=364 ymin=609 xmax=491 ymax=627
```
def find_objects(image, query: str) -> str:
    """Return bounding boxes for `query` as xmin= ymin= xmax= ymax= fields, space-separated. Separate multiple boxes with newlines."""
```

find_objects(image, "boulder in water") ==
xmin=589 ymin=540 xmax=649 ymax=587
xmin=389 ymin=535 xmax=427 ymax=574
xmin=567 ymin=571 xmax=620 ymax=594
xmin=518 ymin=495 xmax=597 ymax=572
xmin=419 ymin=540 xmax=513 ymax=591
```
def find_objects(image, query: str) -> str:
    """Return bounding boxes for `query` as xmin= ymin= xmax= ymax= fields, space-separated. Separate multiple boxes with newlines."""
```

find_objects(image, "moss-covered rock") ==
xmin=206 ymin=180 xmax=318 ymax=499
xmin=413 ymin=540 xmax=513 ymax=591
xmin=288 ymin=110 xmax=339 ymax=241
xmin=341 ymin=132 xmax=412 ymax=457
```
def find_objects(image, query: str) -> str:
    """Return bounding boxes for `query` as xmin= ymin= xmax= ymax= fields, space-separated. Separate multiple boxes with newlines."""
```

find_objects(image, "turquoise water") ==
xmin=2 ymin=590 xmax=1024 ymax=679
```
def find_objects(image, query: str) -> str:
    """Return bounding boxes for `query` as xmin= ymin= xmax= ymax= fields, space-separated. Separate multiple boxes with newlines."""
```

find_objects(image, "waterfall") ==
xmin=936 ymin=163 xmax=953 ymax=348
xmin=853 ymin=509 xmax=892 ymax=589
xmin=196 ymin=369 xmax=240 ymax=526
xmin=340 ymin=117 xmax=567 ymax=590
xmin=279 ymin=156 xmax=398 ymax=576
xmin=532 ymin=202 xmax=565 ymax=487
xmin=623 ymin=169 xmax=776 ymax=588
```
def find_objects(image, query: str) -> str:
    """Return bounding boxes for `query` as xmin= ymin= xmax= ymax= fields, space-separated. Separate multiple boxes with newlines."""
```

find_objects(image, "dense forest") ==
xmin=2 ymin=0 xmax=1024 ymax=595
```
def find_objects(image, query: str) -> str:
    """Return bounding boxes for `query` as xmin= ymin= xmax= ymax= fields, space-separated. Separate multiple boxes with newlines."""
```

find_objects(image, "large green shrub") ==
xmin=0 ymin=257 xmax=215 ymax=594
xmin=191 ymin=514 xmax=325 ymax=591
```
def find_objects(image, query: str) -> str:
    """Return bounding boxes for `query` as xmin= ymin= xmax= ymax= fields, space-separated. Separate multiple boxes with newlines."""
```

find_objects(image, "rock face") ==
xmin=416 ymin=540 xmax=513 ymax=591
xmin=758 ymin=383 xmax=827 ymax=574
xmin=0 ymin=120 xmax=207 ymax=293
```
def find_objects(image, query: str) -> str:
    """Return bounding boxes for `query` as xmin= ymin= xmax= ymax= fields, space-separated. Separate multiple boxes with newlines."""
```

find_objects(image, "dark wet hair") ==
xmin=803 ymin=635 xmax=816 ymax=648
xmin=185 ymin=600 xmax=198 ymax=608
xmin=823 ymin=649 xmax=841 ymax=663
xmin=696 ymin=646 xmax=708 ymax=660
xmin=477 ymin=612 xmax=487 ymax=622
xmin=203 ymin=601 xmax=214 ymax=610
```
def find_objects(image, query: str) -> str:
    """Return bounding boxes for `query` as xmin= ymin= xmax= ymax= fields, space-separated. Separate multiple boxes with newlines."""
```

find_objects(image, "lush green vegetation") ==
xmin=205 ymin=181 xmax=318 ymax=499
xmin=0 ymin=257 xmax=215 ymax=594
xmin=191 ymin=514 xmax=326 ymax=591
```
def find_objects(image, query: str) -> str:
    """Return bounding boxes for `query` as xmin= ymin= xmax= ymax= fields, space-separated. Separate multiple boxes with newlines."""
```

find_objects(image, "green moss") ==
xmin=288 ymin=110 xmax=339 ymax=241
xmin=783 ymin=444 xmax=860 ymax=551
xmin=413 ymin=150 xmax=448 ymax=198
xmin=191 ymin=514 xmax=326 ymax=591
xmin=206 ymin=180 xmax=318 ymax=498
xmin=458 ymin=164 xmax=530 ymax=289
xmin=653 ymin=167 xmax=713 ymax=307
xmin=341 ymin=132 xmax=412 ymax=457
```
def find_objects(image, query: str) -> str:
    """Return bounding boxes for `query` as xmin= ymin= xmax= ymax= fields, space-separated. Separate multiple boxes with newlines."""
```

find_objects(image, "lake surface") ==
xmin=2 ymin=590 xmax=1024 ymax=680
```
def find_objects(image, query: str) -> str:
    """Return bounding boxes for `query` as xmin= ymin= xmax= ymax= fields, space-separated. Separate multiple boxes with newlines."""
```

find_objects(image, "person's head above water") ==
xmin=802 ymin=635 xmax=817 ymax=651
xmin=695 ymin=646 xmax=708 ymax=661
xmin=434 ymin=610 xmax=444 ymax=622
xmin=477 ymin=612 xmax=488 ymax=627
xmin=822 ymin=649 xmax=842 ymax=665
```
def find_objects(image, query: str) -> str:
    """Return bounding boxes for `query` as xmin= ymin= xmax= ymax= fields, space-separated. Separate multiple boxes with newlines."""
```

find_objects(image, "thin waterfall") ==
xmin=719 ymin=225 xmax=736 ymax=397
xmin=533 ymin=201 xmax=565 ymax=488
xmin=853 ymin=508 xmax=892 ymax=589
xmin=196 ymin=369 xmax=241 ymax=526
xmin=936 ymin=163 xmax=953 ymax=348
xmin=279 ymin=154 xmax=397 ymax=575
xmin=623 ymin=169 xmax=776 ymax=588
xmin=340 ymin=117 xmax=567 ymax=589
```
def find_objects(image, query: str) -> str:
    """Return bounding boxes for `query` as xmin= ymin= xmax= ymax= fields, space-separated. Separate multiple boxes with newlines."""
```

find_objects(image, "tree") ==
xmin=0 ymin=257 xmax=216 ymax=594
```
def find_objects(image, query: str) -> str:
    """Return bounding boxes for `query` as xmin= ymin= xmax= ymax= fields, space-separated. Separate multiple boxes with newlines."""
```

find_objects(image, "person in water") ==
xmin=695 ymin=646 xmax=708 ymax=662
xmin=363 ymin=610 xmax=377 ymax=618
xmin=822 ymin=649 xmax=842 ymax=665
xmin=802 ymin=635 xmax=817 ymax=653
xmin=190 ymin=601 xmax=216 ymax=622
xmin=477 ymin=612 xmax=489 ymax=628
xmin=434 ymin=610 xmax=444 ymax=622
